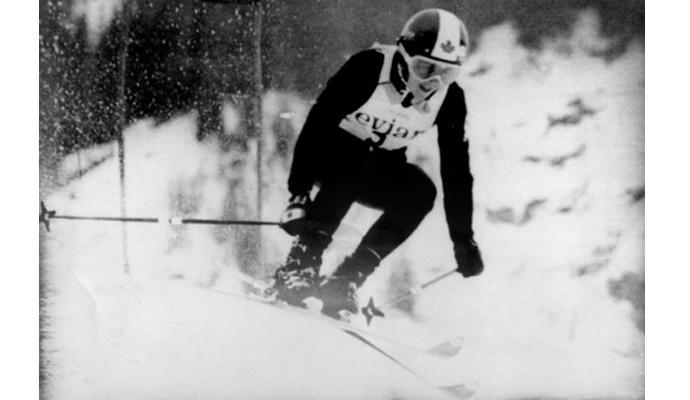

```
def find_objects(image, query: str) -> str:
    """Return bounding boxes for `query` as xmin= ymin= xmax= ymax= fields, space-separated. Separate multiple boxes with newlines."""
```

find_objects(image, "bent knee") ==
xmin=418 ymin=177 xmax=437 ymax=212
xmin=406 ymin=167 xmax=437 ymax=213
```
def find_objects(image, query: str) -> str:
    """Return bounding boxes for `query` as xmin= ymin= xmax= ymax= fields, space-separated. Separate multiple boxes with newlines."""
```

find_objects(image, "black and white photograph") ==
xmin=37 ymin=1 xmax=645 ymax=399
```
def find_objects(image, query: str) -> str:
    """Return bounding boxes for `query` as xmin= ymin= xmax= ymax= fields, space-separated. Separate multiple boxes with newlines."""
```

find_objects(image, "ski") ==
xmin=192 ymin=283 xmax=474 ymax=399
xmin=343 ymin=330 xmax=476 ymax=399
xmin=220 ymin=268 xmax=463 ymax=358
xmin=205 ymin=283 xmax=463 ymax=358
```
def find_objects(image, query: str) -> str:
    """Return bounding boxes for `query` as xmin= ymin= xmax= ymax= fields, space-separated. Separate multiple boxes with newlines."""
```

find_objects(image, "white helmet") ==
xmin=397 ymin=9 xmax=469 ymax=87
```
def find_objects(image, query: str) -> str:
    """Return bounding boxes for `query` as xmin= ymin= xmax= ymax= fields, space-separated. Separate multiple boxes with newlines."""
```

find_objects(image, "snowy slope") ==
xmin=41 ymin=262 xmax=461 ymax=400
xmin=41 ymin=11 xmax=643 ymax=400
xmin=41 ymin=117 xmax=472 ymax=400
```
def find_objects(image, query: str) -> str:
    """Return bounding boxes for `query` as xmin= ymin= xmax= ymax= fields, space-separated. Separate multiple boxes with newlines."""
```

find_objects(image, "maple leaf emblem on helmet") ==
xmin=441 ymin=39 xmax=455 ymax=53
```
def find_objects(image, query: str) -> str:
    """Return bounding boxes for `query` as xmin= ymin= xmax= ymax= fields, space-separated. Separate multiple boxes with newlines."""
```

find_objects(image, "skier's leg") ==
xmin=358 ymin=163 xmax=437 ymax=264
xmin=274 ymin=178 xmax=358 ymax=306
xmin=320 ymin=245 xmax=380 ymax=318
xmin=308 ymin=177 xmax=359 ymax=238
xmin=279 ymin=178 xmax=358 ymax=274
xmin=290 ymin=129 xmax=370 ymax=250
xmin=321 ymin=162 xmax=437 ymax=317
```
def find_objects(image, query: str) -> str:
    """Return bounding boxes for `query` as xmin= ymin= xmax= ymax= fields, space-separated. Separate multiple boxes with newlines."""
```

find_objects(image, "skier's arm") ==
xmin=437 ymin=84 xmax=473 ymax=240
xmin=436 ymin=84 xmax=483 ymax=277
xmin=287 ymin=50 xmax=383 ymax=195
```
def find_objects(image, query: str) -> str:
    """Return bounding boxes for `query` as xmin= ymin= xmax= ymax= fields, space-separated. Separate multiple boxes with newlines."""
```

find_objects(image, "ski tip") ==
xmin=361 ymin=297 xmax=385 ymax=325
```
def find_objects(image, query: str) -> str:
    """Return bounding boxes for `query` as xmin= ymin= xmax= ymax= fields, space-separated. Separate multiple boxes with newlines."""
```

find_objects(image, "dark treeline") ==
xmin=39 ymin=0 xmax=643 ymax=164
xmin=40 ymin=0 xmax=257 ymax=157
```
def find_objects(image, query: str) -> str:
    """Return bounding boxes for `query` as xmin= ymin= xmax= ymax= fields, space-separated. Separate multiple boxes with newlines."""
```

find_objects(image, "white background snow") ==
xmin=35 ymin=8 xmax=647 ymax=400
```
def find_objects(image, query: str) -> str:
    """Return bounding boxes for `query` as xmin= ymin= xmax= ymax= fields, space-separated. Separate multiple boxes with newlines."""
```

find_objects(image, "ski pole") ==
xmin=361 ymin=269 xmax=457 ymax=325
xmin=39 ymin=201 xmax=280 ymax=232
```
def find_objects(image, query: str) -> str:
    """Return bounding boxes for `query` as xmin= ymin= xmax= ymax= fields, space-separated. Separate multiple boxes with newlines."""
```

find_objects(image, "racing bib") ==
xmin=338 ymin=45 xmax=447 ymax=150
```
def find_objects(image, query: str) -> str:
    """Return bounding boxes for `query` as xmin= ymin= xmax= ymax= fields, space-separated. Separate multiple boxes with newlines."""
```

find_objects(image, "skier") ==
xmin=273 ymin=8 xmax=484 ymax=319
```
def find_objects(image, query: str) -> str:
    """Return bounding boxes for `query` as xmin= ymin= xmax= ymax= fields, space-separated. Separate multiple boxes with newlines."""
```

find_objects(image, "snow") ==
xmin=41 ymin=116 xmax=467 ymax=399
xmin=41 ymin=264 xmax=458 ymax=400
xmin=41 ymin=11 xmax=643 ymax=400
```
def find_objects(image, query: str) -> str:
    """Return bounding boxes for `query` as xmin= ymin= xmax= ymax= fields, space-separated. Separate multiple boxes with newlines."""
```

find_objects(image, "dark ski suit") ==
xmin=287 ymin=45 xmax=477 ymax=280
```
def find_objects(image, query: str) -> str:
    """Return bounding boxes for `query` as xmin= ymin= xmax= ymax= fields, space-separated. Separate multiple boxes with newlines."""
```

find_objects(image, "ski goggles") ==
xmin=399 ymin=46 xmax=462 ymax=85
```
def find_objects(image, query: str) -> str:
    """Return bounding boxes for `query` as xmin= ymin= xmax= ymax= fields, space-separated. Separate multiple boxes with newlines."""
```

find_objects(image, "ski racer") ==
xmin=273 ymin=8 xmax=484 ymax=319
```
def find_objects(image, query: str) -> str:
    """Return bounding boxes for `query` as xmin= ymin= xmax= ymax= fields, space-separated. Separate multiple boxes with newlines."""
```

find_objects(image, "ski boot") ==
xmin=271 ymin=231 xmax=330 ymax=307
xmin=320 ymin=247 xmax=380 ymax=320
xmin=319 ymin=274 xmax=362 ymax=320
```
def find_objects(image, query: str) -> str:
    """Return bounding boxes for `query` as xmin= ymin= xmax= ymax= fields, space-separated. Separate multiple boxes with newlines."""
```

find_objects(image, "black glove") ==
xmin=280 ymin=193 xmax=311 ymax=236
xmin=454 ymin=237 xmax=484 ymax=278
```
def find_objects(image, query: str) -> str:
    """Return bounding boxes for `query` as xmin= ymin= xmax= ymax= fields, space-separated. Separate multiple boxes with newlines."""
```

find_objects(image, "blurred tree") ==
xmin=40 ymin=0 xmax=90 ymax=196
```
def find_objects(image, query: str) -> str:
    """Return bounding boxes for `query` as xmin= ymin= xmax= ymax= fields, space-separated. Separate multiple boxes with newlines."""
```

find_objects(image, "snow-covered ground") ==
xmin=40 ymin=12 xmax=643 ymax=400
